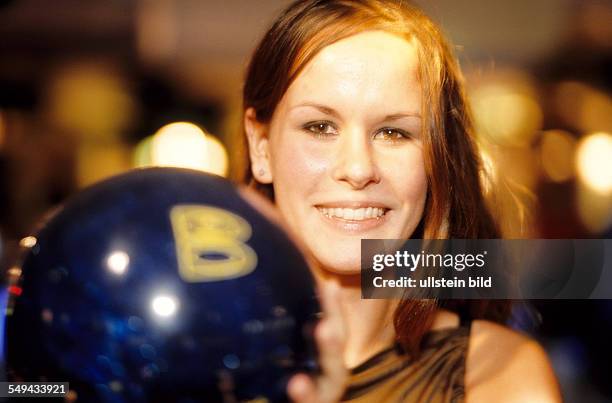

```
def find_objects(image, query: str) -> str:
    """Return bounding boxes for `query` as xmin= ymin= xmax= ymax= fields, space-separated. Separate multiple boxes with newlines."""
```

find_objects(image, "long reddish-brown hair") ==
xmin=238 ymin=0 xmax=510 ymax=355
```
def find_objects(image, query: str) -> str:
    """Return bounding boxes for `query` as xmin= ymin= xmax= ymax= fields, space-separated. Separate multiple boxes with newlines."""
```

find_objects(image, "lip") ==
xmin=315 ymin=201 xmax=390 ymax=209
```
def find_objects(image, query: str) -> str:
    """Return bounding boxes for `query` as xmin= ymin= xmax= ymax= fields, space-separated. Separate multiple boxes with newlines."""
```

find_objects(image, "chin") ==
xmin=321 ymin=265 xmax=361 ymax=276
xmin=313 ymin=250 xmax=362 ymax=276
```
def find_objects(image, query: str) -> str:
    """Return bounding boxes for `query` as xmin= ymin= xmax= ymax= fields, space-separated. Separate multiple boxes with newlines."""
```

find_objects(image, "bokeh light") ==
xmin=577 ymin=182 xmax=612 ymax=234
xmin=133 ymin=135 xmax=155 ymax=168
xmin=540 ymin=130 xmax=576 ymax=183
xmin=151 ymin=294 xmax=179 ymax=318
xmin=202 ymin=135 xmax=229 ymax=177
xmin=106 ymin=250 xmax=130 ymax=276
xmin=554 ymin=82 xmax=612 ymax=134
xmin=147 ymin=122 xmax=228 ymax=176
xmin=45 ymin=64 xmax=136 ymax=138
xmin=152 ymin=122 xmax=208 ymax=170
xmin=19 ymin=236 xmax=37 ymax=249
xmin=575 ymin=132 xmax=612 ymax=194
xmin=151 ymin=122 xmax=203 ymax=164
xmin=471 ymin=74 xmax=542 ymax=147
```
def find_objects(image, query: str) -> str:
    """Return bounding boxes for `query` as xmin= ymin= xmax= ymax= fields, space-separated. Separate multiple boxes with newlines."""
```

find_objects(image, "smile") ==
xmin=316 ymin=206 xmax=388 ymax=221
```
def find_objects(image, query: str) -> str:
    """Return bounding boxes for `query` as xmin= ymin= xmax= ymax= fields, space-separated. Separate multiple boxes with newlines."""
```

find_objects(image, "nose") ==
xmin=331 ymin=128 xmax=380 ymax=189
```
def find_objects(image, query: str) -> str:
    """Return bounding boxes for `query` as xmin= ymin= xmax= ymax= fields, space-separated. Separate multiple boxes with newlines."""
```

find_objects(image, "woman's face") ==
xmin=247 ymin=31 xmax=427 ymax=274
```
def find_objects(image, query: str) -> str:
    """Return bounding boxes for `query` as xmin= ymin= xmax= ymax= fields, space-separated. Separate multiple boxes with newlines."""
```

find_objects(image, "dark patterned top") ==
xmin=342 ymin=325 xmax=470 ymax=403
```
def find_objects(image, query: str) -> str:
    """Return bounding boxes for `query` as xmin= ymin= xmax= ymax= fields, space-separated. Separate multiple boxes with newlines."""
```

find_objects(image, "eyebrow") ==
xmin=291 ymin=103 xmax=341 ymax=119
xmin=291 ymin=102 xmax=422 ymax=120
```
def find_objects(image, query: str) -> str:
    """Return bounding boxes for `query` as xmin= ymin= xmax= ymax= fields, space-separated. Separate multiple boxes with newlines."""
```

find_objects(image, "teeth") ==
xmin=318 ymin=207 xmax=386 ymax=221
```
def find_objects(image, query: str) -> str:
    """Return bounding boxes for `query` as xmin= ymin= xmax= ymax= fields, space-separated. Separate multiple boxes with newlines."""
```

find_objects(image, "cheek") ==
xmin=382 ymin=148 xmax=428 ymax=201
xmin=269 ymin=134 xmax=329 ymax=186
xmin=408 ymin=166 xmax=428 ymax=201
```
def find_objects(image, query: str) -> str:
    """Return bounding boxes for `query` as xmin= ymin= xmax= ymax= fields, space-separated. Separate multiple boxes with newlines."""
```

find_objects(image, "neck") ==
xmin=313 ymin=268 xmax=398 ymax=368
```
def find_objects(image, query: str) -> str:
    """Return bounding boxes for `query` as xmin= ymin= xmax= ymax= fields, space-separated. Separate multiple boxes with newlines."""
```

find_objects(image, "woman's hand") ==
xmin=287 ymin=281 xmax=348 ymax=403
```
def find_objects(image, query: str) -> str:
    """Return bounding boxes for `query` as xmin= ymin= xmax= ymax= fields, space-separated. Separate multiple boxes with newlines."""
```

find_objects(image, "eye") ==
xmin=374 ymin=127 xmax=412 ymax=142
xmin=302 ymin=121 xmax=337 ymax=137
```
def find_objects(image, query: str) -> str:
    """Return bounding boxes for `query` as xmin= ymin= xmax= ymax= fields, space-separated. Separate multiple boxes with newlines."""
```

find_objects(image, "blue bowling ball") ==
xmin=3 ymin=167 xmax=319 ymax=402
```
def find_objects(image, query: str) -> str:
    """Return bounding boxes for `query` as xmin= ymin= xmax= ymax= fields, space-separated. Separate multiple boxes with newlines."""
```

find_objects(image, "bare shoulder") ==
xmin=464 ymin=319 xmax=562 ymax=403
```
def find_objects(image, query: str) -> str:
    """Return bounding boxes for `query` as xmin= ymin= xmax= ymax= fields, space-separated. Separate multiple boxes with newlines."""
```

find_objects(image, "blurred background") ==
xmin=0 ymin=0 xmax=610 ymax=401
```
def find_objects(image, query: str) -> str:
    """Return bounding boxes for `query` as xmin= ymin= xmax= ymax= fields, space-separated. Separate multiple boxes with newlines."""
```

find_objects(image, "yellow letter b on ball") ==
xmin=170 ymin=205 xmax=257 ymax=282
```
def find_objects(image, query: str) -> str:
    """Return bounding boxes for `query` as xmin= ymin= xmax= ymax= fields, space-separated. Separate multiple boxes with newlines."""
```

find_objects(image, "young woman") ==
xmin=239 ymin=1 xmax=561 ymax=401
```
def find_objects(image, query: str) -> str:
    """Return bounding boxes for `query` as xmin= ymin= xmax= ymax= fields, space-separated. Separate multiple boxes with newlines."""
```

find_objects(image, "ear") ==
xmin=244 ymin=108 xmax=273 ymax=184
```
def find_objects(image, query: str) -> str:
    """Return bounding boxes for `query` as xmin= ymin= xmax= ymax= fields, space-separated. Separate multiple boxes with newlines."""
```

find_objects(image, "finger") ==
xmin=317 ymin=280 xmax=346 ymax=338
xmin=287 ymin=373 xmax=317 ymax=403
xmin=313 ymin=281 xmax=349 ymax=400
xmin=315 ymin=318 xmax=348 ymax=399
xmin=317 ymin=279 xmax=339 ymax=316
